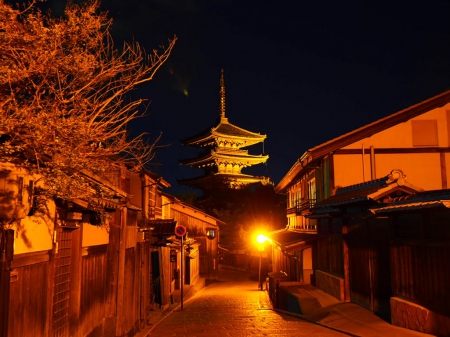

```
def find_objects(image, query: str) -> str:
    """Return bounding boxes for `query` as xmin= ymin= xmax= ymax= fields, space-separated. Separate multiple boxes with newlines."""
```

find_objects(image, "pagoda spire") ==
xmin=179 ymin=68 xmax=270 ymax=191
xmin=219 ymin=69 xmax=226 ymax=119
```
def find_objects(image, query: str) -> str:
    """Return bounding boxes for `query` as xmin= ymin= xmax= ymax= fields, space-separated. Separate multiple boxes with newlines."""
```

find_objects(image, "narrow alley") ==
xmin=145 ymin=267 xmax=347 ymax=337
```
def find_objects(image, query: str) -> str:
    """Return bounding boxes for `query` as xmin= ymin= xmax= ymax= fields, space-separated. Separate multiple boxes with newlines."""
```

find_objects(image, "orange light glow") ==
xmin=256 ymin=234 xmax=268 ymax=244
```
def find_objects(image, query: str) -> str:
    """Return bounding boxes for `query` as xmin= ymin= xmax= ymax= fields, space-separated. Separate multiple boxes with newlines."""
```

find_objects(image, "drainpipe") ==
xmin=370 ymin=146 xmax=376 ymax=180
xmin=141 ymin=171 xmax=148 ymax=218
xmin=362 ymin=144 xmax=365 ymax=183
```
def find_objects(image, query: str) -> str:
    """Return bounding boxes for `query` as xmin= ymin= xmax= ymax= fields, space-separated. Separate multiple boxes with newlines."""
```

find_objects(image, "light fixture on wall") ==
xmin=206 ymin=228 xmax=216 ymax=240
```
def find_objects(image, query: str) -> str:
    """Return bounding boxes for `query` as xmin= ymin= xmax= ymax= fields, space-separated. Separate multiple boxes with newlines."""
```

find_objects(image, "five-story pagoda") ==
xmin=179 ymin=70 xmax=270 ymax=191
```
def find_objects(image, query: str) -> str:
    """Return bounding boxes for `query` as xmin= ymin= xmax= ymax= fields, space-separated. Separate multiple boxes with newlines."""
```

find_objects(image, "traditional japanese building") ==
xmin=179 ymin=70 xmax=270 ymax=191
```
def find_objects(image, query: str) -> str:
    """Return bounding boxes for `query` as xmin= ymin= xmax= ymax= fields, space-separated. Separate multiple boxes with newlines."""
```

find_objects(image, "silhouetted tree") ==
xmin=193 ymin=184 xmax=286 ymax=248
xmin=0 ymin=0 xmax=175 ymax=206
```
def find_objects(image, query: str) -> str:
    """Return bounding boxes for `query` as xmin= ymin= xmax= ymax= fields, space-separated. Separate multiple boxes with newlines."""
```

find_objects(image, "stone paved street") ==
xmin=148 ymin=267 xmax=347 ymax=336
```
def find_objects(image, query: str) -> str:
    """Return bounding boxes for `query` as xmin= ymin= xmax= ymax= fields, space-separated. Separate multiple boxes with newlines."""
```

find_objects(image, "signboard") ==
xmin=175 ymin=225 xmax=186 ymax=237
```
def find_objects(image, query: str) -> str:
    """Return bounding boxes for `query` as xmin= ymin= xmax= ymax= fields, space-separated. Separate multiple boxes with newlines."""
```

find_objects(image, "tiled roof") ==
xmin=177 ymin=172 xmax=271 ymax=188
xmin=314 ymin=185 xmax=387 ymax=209
xmin=214 ymin=122 xmax=265 ymax=138
xmin=371 ymin=200 xmax=450 ymax=214
xmin=314 ymin=176 xmax=391 ymax=208
xmin=314 ymin=170 xmax=420 ymax=209
xmin=181 ymin=117 xmax=266 ymax=145
xmin=370 ymin=188 xmax=450 ymax=214
xmin=401 ymin=188 xmax=450 ymax=202
xmin=179 ymin=150 xmax=268 ymax=166
xmin=334 ymin=176 xmax=391 ymax=195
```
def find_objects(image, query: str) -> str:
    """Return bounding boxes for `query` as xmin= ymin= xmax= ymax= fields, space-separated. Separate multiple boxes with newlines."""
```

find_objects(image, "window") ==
xmin=308 ymin=178 xmax=316 ymax=202
xmin=412 ymin=120 xmax=438 ymax=146
xmin=289 ymin=183 xmax=302 ymax=208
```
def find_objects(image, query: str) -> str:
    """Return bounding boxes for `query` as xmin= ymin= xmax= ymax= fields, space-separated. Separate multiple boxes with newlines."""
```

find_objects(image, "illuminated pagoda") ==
xmin=179 ymin=69 xmax=270 ymax=191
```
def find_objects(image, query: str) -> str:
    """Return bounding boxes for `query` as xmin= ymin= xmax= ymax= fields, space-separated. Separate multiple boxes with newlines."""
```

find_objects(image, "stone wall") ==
xmin=391 ymin=297 xmax=450 ymax=337
xmin=315 ymin=270 xmax=345 ymax=301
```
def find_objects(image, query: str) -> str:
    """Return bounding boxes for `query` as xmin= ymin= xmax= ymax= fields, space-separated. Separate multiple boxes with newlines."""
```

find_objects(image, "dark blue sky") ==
xmin=48 ymin=0 xmax=450 ymax=195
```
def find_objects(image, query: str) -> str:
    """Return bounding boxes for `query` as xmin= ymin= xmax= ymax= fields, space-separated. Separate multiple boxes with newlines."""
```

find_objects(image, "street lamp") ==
xmin=256 ymin=234 xmax=268 ymax=290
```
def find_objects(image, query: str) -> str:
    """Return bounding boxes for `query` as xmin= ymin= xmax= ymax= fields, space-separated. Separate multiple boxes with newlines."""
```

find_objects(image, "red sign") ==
xmin=175 ymin=225 xmax=186 ymax=237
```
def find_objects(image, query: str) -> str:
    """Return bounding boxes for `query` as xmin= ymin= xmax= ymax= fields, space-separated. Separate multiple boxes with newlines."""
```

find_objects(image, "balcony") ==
xmin=286 ymin=199 xmax=316 ymax=215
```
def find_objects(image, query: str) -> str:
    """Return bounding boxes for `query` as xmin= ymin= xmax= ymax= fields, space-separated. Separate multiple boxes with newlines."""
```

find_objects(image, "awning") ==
xmin=71 ymin=197 xmax=123 ymax=211
xmin=370 ymin=200 xmax=450 ymax=214
xmin=305 ymin=207 xmax=341 ymax=219
xmin=139 ymin=219 xmax=178 ymax=236
xmin=267 ymin=229 xmax=318 ymax=251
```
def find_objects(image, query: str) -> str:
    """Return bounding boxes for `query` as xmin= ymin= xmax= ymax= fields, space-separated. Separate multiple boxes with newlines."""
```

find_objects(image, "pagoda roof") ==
xmin=181 ymin=116 xmax=267 ymax=147
xmin=179 ymin=69 xmax=270 ymax=192
xmin=182 ymin=70 xmax=266 ymax=147
xmin=180 ymin=149 xmax=269 ymax=167
xmin=178 ymin=172 xmax=271 ymax=190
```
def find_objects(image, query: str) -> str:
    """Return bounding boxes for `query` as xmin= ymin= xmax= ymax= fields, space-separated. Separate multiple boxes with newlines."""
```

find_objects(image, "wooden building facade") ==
xmin=2 ymin=166 xmax=147 ymax=337
xmin=310 ymin=178 xmax=450 ymax=336
xmin=371 ymin=191 xmax=450 ymax=336
xmin=270 ymin=89 xmax=450 ymax=335
xmin=1 ymin=164 xmax=223 ymax=337
xmin=166 ymin=195 xmax=221 ymax=282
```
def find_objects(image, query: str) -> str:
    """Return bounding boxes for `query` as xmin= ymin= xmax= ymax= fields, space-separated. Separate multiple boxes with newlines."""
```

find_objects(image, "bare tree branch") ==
xmin=0 ymin=0 xmax=176 ymax=205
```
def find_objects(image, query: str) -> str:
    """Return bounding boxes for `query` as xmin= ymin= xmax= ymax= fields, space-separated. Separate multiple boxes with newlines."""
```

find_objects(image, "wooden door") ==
xmin=348 ymin=219 xmax=392 ymax=320
xmin=139 ymin=242 xmax=151 ymax=323
xmin=151 ymin=251 xmax=161 ymax=305
xmin=347 ymin=222 xmax=371 ymax=310
xmin=368 ymin=219 xmax=392 ymax=321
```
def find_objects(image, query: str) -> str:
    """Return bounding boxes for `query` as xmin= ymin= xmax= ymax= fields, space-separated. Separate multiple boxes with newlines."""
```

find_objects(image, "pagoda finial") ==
xmin=220 ymin=69 xmax=226 ymax=119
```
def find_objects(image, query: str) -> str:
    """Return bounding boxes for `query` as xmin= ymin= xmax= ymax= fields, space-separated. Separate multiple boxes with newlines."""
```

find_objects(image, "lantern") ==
xmin=0 ymin=163 xmax=34 ymax=221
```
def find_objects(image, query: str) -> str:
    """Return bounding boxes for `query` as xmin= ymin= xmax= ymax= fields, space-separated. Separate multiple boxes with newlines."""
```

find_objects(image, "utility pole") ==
xmin=180 ymin=234 xmax=184 ymax=310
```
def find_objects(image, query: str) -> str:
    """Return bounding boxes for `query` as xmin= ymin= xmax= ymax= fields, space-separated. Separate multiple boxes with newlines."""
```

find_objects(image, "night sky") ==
xmin=45 ymin=0 xmax=450 ymax=195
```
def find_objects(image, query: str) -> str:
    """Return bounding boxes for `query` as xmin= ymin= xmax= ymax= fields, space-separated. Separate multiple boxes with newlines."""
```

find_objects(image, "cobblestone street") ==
xmin=148 ymin=267 xmax=347 ymax=337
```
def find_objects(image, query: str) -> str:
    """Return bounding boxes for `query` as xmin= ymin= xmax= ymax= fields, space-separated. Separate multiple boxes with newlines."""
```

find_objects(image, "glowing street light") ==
xmin=257 ymin=234 xmax=268 ymax=245
xmin=256 ymin=234 xmax=268 ymax=290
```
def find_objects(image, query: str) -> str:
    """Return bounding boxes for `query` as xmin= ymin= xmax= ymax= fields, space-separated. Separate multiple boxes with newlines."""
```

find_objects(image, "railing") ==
xmin=290 ymin=224 xmax=317 ymax=231
xmin=286 ymin=199 xmax=316 ymax=215
xmin=301 ymin=199 xmax=316 ymax=211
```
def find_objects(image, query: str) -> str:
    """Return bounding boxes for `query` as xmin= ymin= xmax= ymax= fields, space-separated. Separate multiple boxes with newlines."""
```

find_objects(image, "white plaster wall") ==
xmin=12 ymin=201 xmax=56 ymax=254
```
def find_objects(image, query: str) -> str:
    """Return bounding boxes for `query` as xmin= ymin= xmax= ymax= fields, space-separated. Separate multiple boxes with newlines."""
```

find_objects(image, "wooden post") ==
xmin=69 ymin=227 xmax=82 ymax=337
xmin=342 ymin=224 xmax=351 ymax=302
xmin=105 ymin=209 xmax=121 ymax=335
xmin=0 ymin=229 xmax=14 ymax=337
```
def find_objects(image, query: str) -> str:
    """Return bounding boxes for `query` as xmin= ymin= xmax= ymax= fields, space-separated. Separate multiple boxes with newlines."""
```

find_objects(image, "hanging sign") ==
xmin=175 ymin=225 xmax=186 ymax=237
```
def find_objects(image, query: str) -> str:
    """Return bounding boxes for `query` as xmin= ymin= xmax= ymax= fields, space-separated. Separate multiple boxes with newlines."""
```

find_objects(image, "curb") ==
xmin=273 ymin=307 xmax=361 ymax=337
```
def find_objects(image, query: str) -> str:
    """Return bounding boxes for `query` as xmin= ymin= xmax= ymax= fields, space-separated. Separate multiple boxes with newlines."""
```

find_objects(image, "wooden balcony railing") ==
xmin=286 ymin=199 xmax=316 ymax=215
